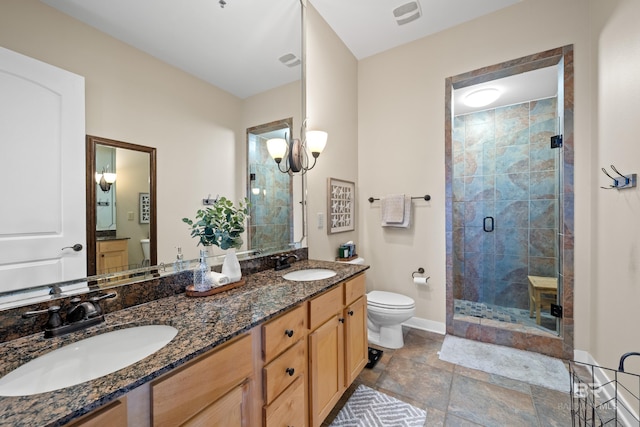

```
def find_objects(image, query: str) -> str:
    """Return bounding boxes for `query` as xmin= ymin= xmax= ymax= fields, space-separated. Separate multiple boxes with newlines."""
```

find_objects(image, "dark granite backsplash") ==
xmin=0 ymin=248 xmax=307 ymax=342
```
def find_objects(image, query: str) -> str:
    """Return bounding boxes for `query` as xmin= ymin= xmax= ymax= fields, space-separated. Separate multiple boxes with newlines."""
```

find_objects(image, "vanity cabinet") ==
xmin=151 ymin=333 xmax=253 ymax=427
xmin=96 ymin=239 xmax=129 ymax=275
xmin=343 ymin=274 xmax=368 ymax=385
xmin=262 ymin=303 xmax=307 ymax=427
xmin=308 ymin=273 xmax=367 ymax=427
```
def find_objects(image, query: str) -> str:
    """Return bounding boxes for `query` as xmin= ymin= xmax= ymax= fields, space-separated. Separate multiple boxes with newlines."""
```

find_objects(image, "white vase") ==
xmin=222 ymin=248 xmax=242 ymax=283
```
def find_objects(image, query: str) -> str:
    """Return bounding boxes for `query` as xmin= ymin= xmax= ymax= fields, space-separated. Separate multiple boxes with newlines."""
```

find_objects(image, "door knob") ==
xmin=62 ymin=243 xmax=83 ymax=252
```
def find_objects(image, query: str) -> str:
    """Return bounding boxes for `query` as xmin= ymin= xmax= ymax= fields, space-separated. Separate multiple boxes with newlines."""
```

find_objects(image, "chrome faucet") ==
xmin=272 ymin=253 xmax=299 ymax=271
xmin=22 ymin=292 xmax=117 ymax=338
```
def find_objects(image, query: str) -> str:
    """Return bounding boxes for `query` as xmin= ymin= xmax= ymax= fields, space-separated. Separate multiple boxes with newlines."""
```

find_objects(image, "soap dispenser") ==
xmin=193 ymin=249 xmax=212 ymax=292
xmin=174 ymin=247 xmax=184 ymax=272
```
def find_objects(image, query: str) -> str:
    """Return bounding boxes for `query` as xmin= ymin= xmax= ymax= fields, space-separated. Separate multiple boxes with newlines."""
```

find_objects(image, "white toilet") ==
xmin=367 ymin=290 xmax=416 ymax=349
xmin=140 ymin=238 xmax=150 ymax=267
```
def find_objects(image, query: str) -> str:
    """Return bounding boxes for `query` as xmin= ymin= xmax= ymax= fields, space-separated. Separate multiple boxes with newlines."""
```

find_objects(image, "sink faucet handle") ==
xmin=22 ymin=305 xmax=63 ymax=329
xmin=89 ymin=292 xmax=117 ymax=316
xmin=90 ymin=292 xmax=117 ymax=303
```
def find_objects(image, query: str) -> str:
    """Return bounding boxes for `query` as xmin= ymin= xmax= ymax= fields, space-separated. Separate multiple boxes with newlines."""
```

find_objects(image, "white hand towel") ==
xmin=381 ymin=194 xmax=405 ymax=224
xmin=382 ymin=195 xmax=411 ymax=228
xmin=208 ymin=271 xmax=230 ymax=286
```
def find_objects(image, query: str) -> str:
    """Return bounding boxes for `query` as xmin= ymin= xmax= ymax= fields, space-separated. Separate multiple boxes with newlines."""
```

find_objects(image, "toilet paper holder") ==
xmin=412 ymin=268 xmax=430 ymax=285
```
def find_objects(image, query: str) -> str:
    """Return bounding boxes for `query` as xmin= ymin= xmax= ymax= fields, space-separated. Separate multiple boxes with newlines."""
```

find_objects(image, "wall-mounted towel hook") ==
xmin=412 ymin=267 xmax=425 ymax=278
xmin=600 ymin=165 xmax=637 ymax=190
xmin=203 ymin=194 xmax=219 ymax=205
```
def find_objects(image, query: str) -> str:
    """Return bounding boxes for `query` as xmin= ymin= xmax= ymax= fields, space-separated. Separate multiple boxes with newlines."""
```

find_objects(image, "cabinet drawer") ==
xmin=152 ymin=333 xmax=252 ymax=427
xmin=308 ymin=285 xmax=343 ymax=331
xmin=344 ymin=274 xmax=366 ymax=306
xmin=263 ymin=339 xmax=305 ymax=405
xmin=97 ymin=239 xmax=127 ymax=253
xmin=264 ymin=376 xmax=306 ymax=427
xmin=262 ymin=304 xmax=306 ymax=363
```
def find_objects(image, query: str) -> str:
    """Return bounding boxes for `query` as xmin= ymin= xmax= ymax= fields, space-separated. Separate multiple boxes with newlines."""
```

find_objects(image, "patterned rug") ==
xmin=329 ymin=384 xmax=427 ymax=427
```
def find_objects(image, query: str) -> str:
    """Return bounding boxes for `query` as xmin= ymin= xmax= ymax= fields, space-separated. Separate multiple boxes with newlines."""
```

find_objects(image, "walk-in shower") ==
xmin=445 ymin=46 xmax=574 ymax=359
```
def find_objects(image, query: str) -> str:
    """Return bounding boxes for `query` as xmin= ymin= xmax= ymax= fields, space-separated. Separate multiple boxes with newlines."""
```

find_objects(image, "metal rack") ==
xmin=570 ymin=352 xmax=640 ymax=426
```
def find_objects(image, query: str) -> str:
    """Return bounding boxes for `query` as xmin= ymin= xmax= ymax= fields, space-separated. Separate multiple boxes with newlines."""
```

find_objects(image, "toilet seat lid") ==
xmin=367 ymin=291 xmax=415 ymax=309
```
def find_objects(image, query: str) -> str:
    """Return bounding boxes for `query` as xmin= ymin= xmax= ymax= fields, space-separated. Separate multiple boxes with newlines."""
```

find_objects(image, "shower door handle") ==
xmin=483 ymin=217 xmax=494 ymax=232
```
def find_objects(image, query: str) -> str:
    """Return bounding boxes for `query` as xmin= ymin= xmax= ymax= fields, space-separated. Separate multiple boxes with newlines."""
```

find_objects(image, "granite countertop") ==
xmin=0 ymin=259 xmax=369 ymax=427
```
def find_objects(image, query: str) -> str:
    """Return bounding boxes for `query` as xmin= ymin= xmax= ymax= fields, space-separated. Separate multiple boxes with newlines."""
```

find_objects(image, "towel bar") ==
xmin=368 ymin=194 xmax=431 ymax=203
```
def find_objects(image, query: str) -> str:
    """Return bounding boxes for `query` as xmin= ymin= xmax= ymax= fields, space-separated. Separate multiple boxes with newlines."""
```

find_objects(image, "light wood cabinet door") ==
xmin=344 ymin=296 xmax=368 ymax=385
xmin=151 ymin=334 xmax=252 ymax=427
xmin=96 ymin=239 xmax=128 ymax=274
xmin=183 ymin=384 xmax=245 ymax=427
xmin=68 ymin=398 xmax=127 ymax=427
xmin=308 ymin=315 xmax=344 ymax=427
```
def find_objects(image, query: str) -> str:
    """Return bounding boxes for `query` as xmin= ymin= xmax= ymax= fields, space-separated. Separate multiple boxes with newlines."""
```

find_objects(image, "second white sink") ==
xmin=283 ymin=268 xmax=337 ymax=281
xmin=0 ymin=324 xmax=178 ymax=396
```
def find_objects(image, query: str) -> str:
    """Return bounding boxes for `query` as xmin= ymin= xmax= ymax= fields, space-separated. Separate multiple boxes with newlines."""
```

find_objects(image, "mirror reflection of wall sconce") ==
xmin=250 ymin=173 xmax=260 ymax=195
xmin=266 ymin=130 xmax=327 ymax=175
xmin=95 ymin=168 xmax=117 ymax=192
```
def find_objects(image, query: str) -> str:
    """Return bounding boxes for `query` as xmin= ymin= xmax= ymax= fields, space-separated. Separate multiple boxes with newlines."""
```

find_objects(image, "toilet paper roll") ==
xmin=413 ymin=276 xmax=429 ymax=285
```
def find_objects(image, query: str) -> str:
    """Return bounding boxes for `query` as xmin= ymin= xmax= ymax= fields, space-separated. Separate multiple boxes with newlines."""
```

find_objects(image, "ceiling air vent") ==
xmin=279 ymin=53 xmax=301 ymax=68
xmin=393 ymin=1 xmax=422 ymax=26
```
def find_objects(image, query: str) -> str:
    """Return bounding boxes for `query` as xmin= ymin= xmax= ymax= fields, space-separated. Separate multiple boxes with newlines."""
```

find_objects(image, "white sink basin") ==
xmin=0 ymin=325 xmax=178 ymax=396
xmin=283 ymin=268 xmax=337 ymax=281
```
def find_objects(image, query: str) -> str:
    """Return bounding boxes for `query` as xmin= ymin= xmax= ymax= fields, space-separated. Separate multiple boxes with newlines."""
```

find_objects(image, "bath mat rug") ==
xmin=438 ymin=335 xmax=570 ymax=393
xmin=329 ymin=384 xmax=427 ymax=427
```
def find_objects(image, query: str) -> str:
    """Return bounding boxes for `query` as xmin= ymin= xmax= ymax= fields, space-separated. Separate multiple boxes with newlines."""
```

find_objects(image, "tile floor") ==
xmin=322 ymin=328 xmax=573 ymax=426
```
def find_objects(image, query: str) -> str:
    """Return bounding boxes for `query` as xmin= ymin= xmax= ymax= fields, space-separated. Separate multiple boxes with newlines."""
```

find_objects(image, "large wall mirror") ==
xmin=86 ymin=135 xmax=157 ymax=276
xmin=247 ymin=118 xmax=305 ymax=253
xmin=0 ymin=0 xmax=305 ymax=310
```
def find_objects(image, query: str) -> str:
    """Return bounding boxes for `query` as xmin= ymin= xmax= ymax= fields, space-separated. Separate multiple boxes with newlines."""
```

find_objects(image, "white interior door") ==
xmin=0 ymin=46 xmax=86 ymax=295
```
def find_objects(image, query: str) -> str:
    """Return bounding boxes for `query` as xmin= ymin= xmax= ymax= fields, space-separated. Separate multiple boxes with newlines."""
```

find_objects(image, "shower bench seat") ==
xmin=527 ymin=275 xmax=558 ymax=325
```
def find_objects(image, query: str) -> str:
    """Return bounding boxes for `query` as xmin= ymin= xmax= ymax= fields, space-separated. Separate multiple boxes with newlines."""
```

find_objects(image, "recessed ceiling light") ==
xmin=463 ymin=88 xmax=501 ymax=108
xmin=393 ymin=1 xmax=422 ymax=26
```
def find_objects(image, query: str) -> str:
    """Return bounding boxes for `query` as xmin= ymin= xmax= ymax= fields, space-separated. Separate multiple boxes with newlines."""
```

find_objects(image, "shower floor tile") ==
xmin=454 ymin=299 xmax=557 ymax=333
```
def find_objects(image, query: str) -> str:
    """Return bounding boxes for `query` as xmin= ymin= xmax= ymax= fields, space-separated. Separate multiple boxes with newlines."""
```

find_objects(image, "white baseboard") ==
xmin=402 ymin=316 xmax=446 ymax=335
xmin=571 ymin=350 xmax=638 ymax=426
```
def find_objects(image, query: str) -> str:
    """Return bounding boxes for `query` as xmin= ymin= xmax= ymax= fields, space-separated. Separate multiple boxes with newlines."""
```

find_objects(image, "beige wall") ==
xmin=115 ymin=149 xmax=150 ymax=266
xmin=590 ymin=0 xmax=640 ymax=371
xmin=306 ymin=4 xmax=359 ymax=261
xmin=356 ymin=0 xmax=592 ymax=338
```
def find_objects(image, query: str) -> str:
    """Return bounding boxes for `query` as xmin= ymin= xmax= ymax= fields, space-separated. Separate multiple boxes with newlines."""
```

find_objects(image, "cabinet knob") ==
xmin=348 ymin=310 xmax=354 ymax=316
xmin=284 ymin=329 xmax=294 ymax=338
xmin=338 ymin=318 xmax=345 ymax=324
xmin=285 ymin=367 xmax=295 ymax=376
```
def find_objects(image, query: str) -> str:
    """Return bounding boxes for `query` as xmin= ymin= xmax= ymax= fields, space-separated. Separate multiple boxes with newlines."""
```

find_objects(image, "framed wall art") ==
xmin=327 ymin=178 xmax=355 ymax=234
xmin=139 ymin=192 xmax=150 ymax=224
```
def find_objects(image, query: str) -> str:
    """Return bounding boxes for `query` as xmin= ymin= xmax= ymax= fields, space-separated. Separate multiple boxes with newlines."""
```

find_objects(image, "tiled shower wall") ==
xmin=452 ymin=97 xmax=558 ymax=310
xmin=248 ymin=134 xmax=292 ymax=250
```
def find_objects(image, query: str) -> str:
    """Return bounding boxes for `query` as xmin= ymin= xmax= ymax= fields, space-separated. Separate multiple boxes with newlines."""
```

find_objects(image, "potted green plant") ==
xmin=182 ymin=196 xmax=249 ymax=282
